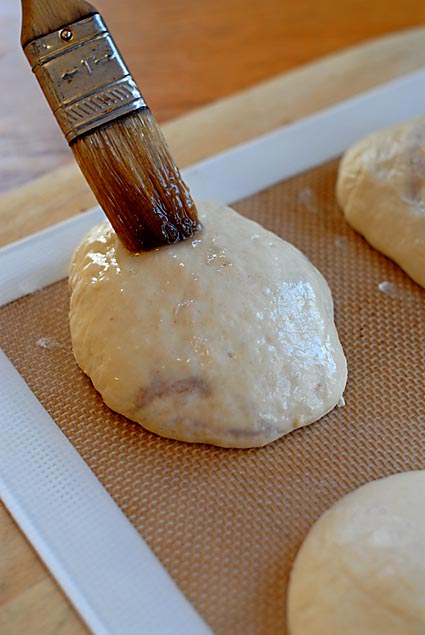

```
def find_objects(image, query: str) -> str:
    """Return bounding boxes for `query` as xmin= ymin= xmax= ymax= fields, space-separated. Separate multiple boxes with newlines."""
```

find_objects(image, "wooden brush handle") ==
xmin=21 ymin=0 xmax=97 ymax=46
xmin=20 ymin=0 xmax=200 ymax=252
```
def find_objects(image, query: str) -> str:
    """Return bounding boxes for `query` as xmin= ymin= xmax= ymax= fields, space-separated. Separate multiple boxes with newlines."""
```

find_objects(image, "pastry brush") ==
xmin=21 ymin=0 xmax=200 ymax=252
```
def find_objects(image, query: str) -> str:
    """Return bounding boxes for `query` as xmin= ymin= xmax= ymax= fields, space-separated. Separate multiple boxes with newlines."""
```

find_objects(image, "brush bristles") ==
xmin=71 ymin=109 xmax=200 ymax=252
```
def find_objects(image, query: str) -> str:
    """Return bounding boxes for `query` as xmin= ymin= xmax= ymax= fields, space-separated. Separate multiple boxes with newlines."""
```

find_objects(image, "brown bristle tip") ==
xmin=71 ymin=108 xmax=200 ymax=253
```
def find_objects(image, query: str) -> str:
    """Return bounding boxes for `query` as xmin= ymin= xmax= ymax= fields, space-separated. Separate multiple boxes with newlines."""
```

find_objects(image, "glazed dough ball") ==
xmin=337 ymin=117 xmax=425 ymax=287
xmin=287 ymin=471 xmax=425 ymax=635
xmin=69 ymin=201 xmax=346 ymax=448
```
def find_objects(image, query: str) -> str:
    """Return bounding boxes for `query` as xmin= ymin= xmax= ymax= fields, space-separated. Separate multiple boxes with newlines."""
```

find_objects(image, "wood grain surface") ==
xmin=1 ymin=0 xmax=425 ymax=632
xmin=1 ymin=0 xmax=425 ymax=194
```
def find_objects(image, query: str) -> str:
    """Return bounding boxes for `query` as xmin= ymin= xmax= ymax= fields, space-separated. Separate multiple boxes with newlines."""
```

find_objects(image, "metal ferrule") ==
xmin=24 ymin=14 xmax=147 ymax=143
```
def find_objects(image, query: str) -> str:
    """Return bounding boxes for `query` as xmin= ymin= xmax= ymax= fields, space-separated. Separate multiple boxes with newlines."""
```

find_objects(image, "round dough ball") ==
xmin=287 ymin=471 xmax=425 ymax=635
xmin=337 ymin=117 xmax=425 ymax=287
xmin=69 ymin=201 xmax=346 ymax=448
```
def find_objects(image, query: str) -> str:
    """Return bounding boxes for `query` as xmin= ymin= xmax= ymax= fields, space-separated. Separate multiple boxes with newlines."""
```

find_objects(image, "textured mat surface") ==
xmin=1 ymin=159 xmax=424 ymax=634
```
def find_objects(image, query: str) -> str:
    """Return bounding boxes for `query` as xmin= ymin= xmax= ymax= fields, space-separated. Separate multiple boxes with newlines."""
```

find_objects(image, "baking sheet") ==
xmin=1 ymin=70 xmax=425 ymax=635
xmin=3 ymin=68 xmax=425 ymax=307
xmin=1 ymin=159 xmax=425 ymax=634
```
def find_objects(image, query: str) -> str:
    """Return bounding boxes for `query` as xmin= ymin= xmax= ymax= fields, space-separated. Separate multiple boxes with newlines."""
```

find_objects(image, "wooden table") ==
xmin=1 ymin=1 xmax=424 ymax=632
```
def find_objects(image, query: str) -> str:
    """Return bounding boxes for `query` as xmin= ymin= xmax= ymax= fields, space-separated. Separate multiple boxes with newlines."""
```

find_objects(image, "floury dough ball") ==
xmin=337 ymin=117 xmax=425 ymax=288
xmin=69 ymin=201 xmax=346 ymax=448
xmin=287 ymin=471 xmax=425 ymax=635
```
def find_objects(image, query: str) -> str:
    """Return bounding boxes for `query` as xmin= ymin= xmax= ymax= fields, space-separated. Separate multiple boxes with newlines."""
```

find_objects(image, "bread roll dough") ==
xmin=69 ymin=201 xmax=346 ymax=448
xmin=337 ymin=117 xmax=425 ymax=287
xmin=287 ymin=471 xmax=425 ymax=635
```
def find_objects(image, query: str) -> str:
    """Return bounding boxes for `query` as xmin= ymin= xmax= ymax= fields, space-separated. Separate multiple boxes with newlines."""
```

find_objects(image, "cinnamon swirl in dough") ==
xmin=69 ymin=201 xmax=346 ymax=448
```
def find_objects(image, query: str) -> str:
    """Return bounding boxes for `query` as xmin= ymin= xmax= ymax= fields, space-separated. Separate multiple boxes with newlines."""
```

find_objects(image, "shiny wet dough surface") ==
xmin=69 ymin=201 xmax=346 ymax=447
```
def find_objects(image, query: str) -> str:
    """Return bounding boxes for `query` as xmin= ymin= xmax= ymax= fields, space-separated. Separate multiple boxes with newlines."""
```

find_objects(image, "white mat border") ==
xmin=1 ymin=68 xmax=425 ymax=634
xmin=2 ymin=68 xmax=425 ymax=307
xmin=0 ymin=351 xmax=212 ymax=635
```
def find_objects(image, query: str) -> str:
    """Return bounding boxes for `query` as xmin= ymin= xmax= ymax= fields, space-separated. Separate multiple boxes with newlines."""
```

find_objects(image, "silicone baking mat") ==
xmin=1 ymin=158 xmax=424 ymax=634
